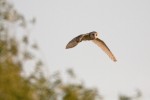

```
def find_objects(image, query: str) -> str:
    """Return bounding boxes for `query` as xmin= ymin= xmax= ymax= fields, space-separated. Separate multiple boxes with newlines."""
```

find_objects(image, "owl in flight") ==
xmin=66 ymin=31 xmax=117 ymax=62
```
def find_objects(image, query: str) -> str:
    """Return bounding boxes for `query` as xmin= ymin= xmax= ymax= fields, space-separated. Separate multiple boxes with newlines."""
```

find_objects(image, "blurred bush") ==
xmin=0 ymin=0 xmax=101 ymax=100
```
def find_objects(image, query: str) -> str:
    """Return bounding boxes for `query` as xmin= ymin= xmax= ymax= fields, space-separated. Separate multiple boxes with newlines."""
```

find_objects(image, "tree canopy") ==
xmin=0 ymin=0 xmax=101 ymax=100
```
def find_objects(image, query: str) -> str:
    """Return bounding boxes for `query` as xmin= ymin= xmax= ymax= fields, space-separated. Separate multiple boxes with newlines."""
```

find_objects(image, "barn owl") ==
xmin=66 ymin=31 xmax=117 ymax=62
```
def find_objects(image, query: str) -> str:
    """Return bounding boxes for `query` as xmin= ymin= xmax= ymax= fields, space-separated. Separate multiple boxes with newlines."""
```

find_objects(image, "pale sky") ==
xmin=12 ymin=0 xmax=150 ymax=100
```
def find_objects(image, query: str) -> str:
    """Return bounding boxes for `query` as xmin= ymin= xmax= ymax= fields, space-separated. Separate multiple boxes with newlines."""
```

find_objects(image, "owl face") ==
xmin=89 ymin=31 xmax=98 ymax=39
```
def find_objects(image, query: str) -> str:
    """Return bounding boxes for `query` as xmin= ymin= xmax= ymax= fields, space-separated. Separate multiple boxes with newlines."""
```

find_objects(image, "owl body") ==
xmin=82 ymin=33 xmax=94 ymax=41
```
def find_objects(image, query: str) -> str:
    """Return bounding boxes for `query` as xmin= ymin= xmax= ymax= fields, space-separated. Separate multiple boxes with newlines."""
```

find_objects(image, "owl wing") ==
xmin=92 ymin=38 xmax=117 ymax=62
xmin=66 ymin=34 xmax=85 ymax=49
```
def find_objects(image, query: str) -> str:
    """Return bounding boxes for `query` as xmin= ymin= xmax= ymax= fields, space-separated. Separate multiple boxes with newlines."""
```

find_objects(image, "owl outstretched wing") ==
xmin=92 ymin=38 xmax=117 ymax=62
xmin=66 ymin=34 xmax=85 ymax=49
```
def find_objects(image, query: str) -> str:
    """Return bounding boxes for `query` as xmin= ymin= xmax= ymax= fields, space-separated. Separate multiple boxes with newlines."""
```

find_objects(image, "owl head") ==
xmin=89 ymin=31 xmax=98 ymax=39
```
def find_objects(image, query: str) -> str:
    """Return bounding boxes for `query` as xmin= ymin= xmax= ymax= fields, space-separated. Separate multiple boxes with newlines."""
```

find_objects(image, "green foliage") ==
xmin=0 ymin=1 xmax=35 ymax=99
xmin=62 ymin=84 xmax=99 ymax=100
xmin=0 ymin=0 xmax=101 ymax=100
xmin=119 ymin=90 xmax=142 ymax=100
xmin=119 ymin=95 xmax=131 ymax=100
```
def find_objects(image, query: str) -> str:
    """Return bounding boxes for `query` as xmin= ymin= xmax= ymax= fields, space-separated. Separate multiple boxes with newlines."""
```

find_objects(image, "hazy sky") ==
xmin=13 ymin=0 xmax=150 ymax=100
